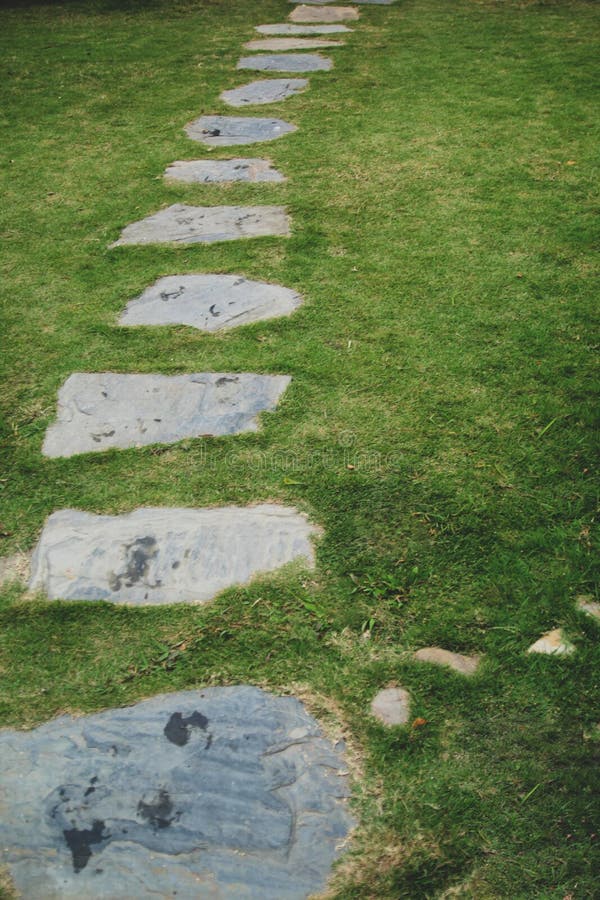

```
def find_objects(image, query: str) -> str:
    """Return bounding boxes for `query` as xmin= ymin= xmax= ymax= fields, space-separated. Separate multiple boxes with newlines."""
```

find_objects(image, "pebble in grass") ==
xmin=0 ymin=687 xmax=354 ymax=899
xmin=244 ymin=38 xmax=342 ymax=51
xmin=414 ymin=647 xmax=481 ymax=676
xmin=221 ymin=79 xmax=308 ymax=107
xmin=290 ymin=6 xmax=359 ymax=23
xmin=164 ymin=159 xmax=285 ymax=184
xmin=42 ymin=372 xmax=291 ymax=458
xmin=185 ymin=115 xmax=296 ymax=147
xmin=29 ymin=505 xmax=317 ymax=605
xmin=527 ymin=628 xmax=576 ymax=657
xmin=370 ymin=687 xmax=411 ymax=726
xmin=238 ymin=54 xmax=333 ymax=74
xmin=119 ymin=274 xmax=302 ymax=332
xmin=256 ymin=24 xmax=352 ymax=35
xmin=576 ymin=594 xmax=600 ymax=622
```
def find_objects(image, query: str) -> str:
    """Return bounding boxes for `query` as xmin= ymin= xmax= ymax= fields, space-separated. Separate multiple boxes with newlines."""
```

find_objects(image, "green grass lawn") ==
xmin=1 ymin=0 xmax=599 ymax=895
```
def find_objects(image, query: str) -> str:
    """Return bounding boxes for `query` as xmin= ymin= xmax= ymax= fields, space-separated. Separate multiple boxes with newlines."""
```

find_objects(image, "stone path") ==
xmin=42 ymin=372 xmax=291 ymax=457
xmin=244 ymin=37 xmax=343 ymax=51
xmin=119 ymin=274 xmax=302 ymax=331
xmin=256 ymin=23 xmax=352 ymax=34
xmin=111 ymin=204 xmax=290 ymax=246
xmin=289 ymin=5 xmax=360 ymax=23
xmin=0 ymin=687 xmax=354 ymax=899
xmin=238 ymin=53 xmax=333 ymax=73
xmin=164 ymin=158 xmax=285 ymax=183
xmin=30 ymin=505 xmax=318 ymax=604
xmin=221 ymin=78 xmax=308 ymax=106
xmin=185 ymin=114 xmax=296 ymax=146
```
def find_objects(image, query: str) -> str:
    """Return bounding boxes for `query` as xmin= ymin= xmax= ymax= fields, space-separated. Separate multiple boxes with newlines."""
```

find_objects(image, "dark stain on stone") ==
xmin=84 ymin=776 xmax=98 ymax=798
xmin=205 ymin=128 xmax=221 ymax=136
xmin=164 ymin=711 xmax=208 ymax=746
xmin=137 ymin=788 xmax=177 ymax=831
xmin=171 ymin=560 xmax=180 ymax=569
xmin=63 ymin=819 xmax=108 ymax=873
xmin=91 ymin=430 xmax=115 ymax=443
xmin=109 ymin=536 xmax=158 ymax=592
xmin=216 ymin=376 xmax=238 ymax=387
xmin=208 ymin=304 xmax=221 ymax=317
xmin=160 ymin=287 xmax=185 ymax=302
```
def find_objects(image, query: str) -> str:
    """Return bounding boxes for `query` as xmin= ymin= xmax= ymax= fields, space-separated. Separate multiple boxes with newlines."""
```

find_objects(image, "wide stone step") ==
xmin=110 ymin=203 xmax=290 ymax=246
xmin=42 ymin=372 xmax=291 ymax=458
xmin=255 ymin=23 xmax=352 ymax=34
xmin=119 ymin=274 xmax=302 ymax=332
xmin=29 ymin=504 xmax=317 ymax=604
xmin=238 ymin=53 xmax=333 ymax=73
xmin=290 ymin=5 xmax=359 ymax=22
xmin=221 ymin=78 xmax=308 ymax=107
xmin=244 ymin=37 xmax=342 ymax=51
xmin=0 ymin=686 xmax=354 ymax=898
xmin=164 ymin=158 xmax=285 ymax=183
xmin=185 ymin=115 xmax=296 ymax=146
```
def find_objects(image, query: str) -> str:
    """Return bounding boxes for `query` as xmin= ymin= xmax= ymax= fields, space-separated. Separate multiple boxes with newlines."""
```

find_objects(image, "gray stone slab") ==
xmin=244 ymin=37 xmax=342 ymax=51
xmin=238 ymin=53 xmax=333 ymax=73
xmin=110 ymin=204 xmax=290 ymax=246
xmin=164 ymin=158 xmax=285 ymax=183
xmin=42 ymin=372 xmax=291 ymax=458
xmin=292 ymin=0 xmax=393 ymax=3
xmin=290 ymin=5 xmax=359 ymax=22
xmin=185 ymin=115 xmax=296 ymax=146
xmin=256 ymin=23 xmax=352 ymax=34
xmin=221 ymin=79 xmax=308 ymax=107
xmin=29 ymin=505 xmax=317 ymax=604
xmin=119 ymin=274 xmax=302 ymax=332
xmin=0 ymin=686 xmax=354 ymax=899
xmin=370 ymin=687 xmax=410 ymax=726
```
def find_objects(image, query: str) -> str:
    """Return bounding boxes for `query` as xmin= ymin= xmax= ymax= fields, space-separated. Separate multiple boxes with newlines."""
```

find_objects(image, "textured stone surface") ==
xmin=290 ymin=5 xmax=359 ymax=22
xmin=370 ymin=687 xmax=410 ymax=726
xmin=576 ymin=594 xmax=600 ymax=622
xmin=414 ymin=647 xmax=481 ymax=676
xmin=244 ymin=37 xmax=342 ymax=51
xmin=0 ymin=686 xmax=354 ymax=899
xmin=292 ymin=0 xmax=392 ymax=4
xmin=256 ymin=23 xmax=352 ymax=34
xmin=29 ymin=505 xmax=317 ymax=605
xmin=221 ymin=78 xmax=308 ymax=107
xmin=238 ymin=53 xmax=333 ymax=73
xmin=185 ymin=115 xmax=296 ymax=146
xmin=110 ymin=204 xmax=290 ymax=246
xmin=164 ymin=159 xmax=285 ymax=183
xmin=527 ymin=628 xmax=576 ymax=656
xmin=42 ymin=372 xmax=291 ymax=458
xmin=120 ymin=274 xmax=302 ymax=332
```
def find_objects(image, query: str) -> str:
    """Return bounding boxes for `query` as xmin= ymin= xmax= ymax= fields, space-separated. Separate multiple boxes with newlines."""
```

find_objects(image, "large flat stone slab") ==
xmin=256 ymin=23 xmax=352 ymax=34
xmin=238 ymin=53 xmax=333 ymax=73
xmin=42 ymin=372 xmax=291 ymax=458
xmin=221 ymin=78 xmax=308 ymax=107
xmin=164 ymin=158 xmax=285 ymax=183
xmin=29 ymin=505 xmax=317 ymax=604
xmin=244 ymin=37 xmax=342 ymax=51
xmin=0 ymin=686 xmax=354 ymax=898
xmin=110 ymin=204 xmax=290 ymax=246
xmin=292 ymin=0 xmax=392 ymax=3
xmin=119 ymin=274 xmax=302 ymax=332
xmin=290 ymin=5 xmax=359 ymax=22
xmin=185 ymin=115 xmax=296 ymax=146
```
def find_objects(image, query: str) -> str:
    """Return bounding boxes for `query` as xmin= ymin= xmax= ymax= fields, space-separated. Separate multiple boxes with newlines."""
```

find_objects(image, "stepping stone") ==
xmin=110 ymin=204 xmax=290 ymax=246
xmin=290 ymin=5 xmax=359 ymax=22
xmin=527 ymin=628 xmax=576 ymax=657
xmin=42 ymin=372 xmax=291 ymax=458
xmin=256 ymin=23 xmax=352 ymax=34
xmin=414 ymin=647 xmax=481 ymax=676
xmin=185 ymin=114 xmax=296 ymax=147
xmin=576 ymin=594 xmax=600 ymax=622
xmin=293 ymin=0 xmax=392 ymax=3
xmin=164 ymin=158 xmax=285 ymax=183
xmin=0 ymin=686 xmax=354 ymax=899
xmin=29 ymin=505 xmax=318 ymax=604
xmin=221 ymin=78 xmax=308 ymax=107
xmin=370 ymin=687 xmax=410 ymax=726
xmin=238 ymin=53 xmax=333 ymax=73
xmin=119 ymin=274 xmax=302 ymax=332
xmin=244 ymin=37 xmax=342 ymax=51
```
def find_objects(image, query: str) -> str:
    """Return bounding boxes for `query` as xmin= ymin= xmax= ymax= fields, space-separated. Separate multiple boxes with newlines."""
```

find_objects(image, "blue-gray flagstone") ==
xmin=0 ymin=686 xmax=354 ymax=898
xmin=186 ymin=115 xmax=296 ymax=146
xmin=42 ymin=372 xmax=291 ymax=458
xmin=164 ymin=158 xmax=285 ymax=183
xmin=221 ymin=79 xmax=308 ymax=107
xmin=255 ymin=23 xmax=352 ymax=34
xmin=244 ymin=37 xmax=342 ymax=51
xmin=238 ymin=53 xmax=333 ymax=73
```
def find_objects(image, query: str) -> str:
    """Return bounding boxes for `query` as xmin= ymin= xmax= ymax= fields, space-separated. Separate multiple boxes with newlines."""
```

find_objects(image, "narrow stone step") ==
xmin=42 ymin=372 xmax=291 ymax=458
xmin=164 ymin=158 xmax=285 ymax=183
xmin=221 ymin=78 xmax=308 ymax=107
xmin=238 ymin=53 xmax=333 ymax=73
xmin=110 ymin=203 xmax=290 ymax=246
xmin=185 ymin=114 xmax=296 ymax=146
xmin=293 ymin=0 xmax=393 ymax=3
xmin=290 ymin=5 xmax=359 ymax=22
xmin=29 ymin=505 xmax=317 ymax=604
xmin=244 ymin=37 xmax=343 ymax=51
xmin=119 ymin=274 xmax=302 ymax=332
xmin=0 ymin=686 xmax=354 ymax=898
xmin=256 ymin=23 xmax=352 ymax=34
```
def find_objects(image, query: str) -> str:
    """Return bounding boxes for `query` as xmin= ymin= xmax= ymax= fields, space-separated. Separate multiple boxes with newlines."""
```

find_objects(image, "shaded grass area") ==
xmin=1 ymin=0 xmax=599 ymax=896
